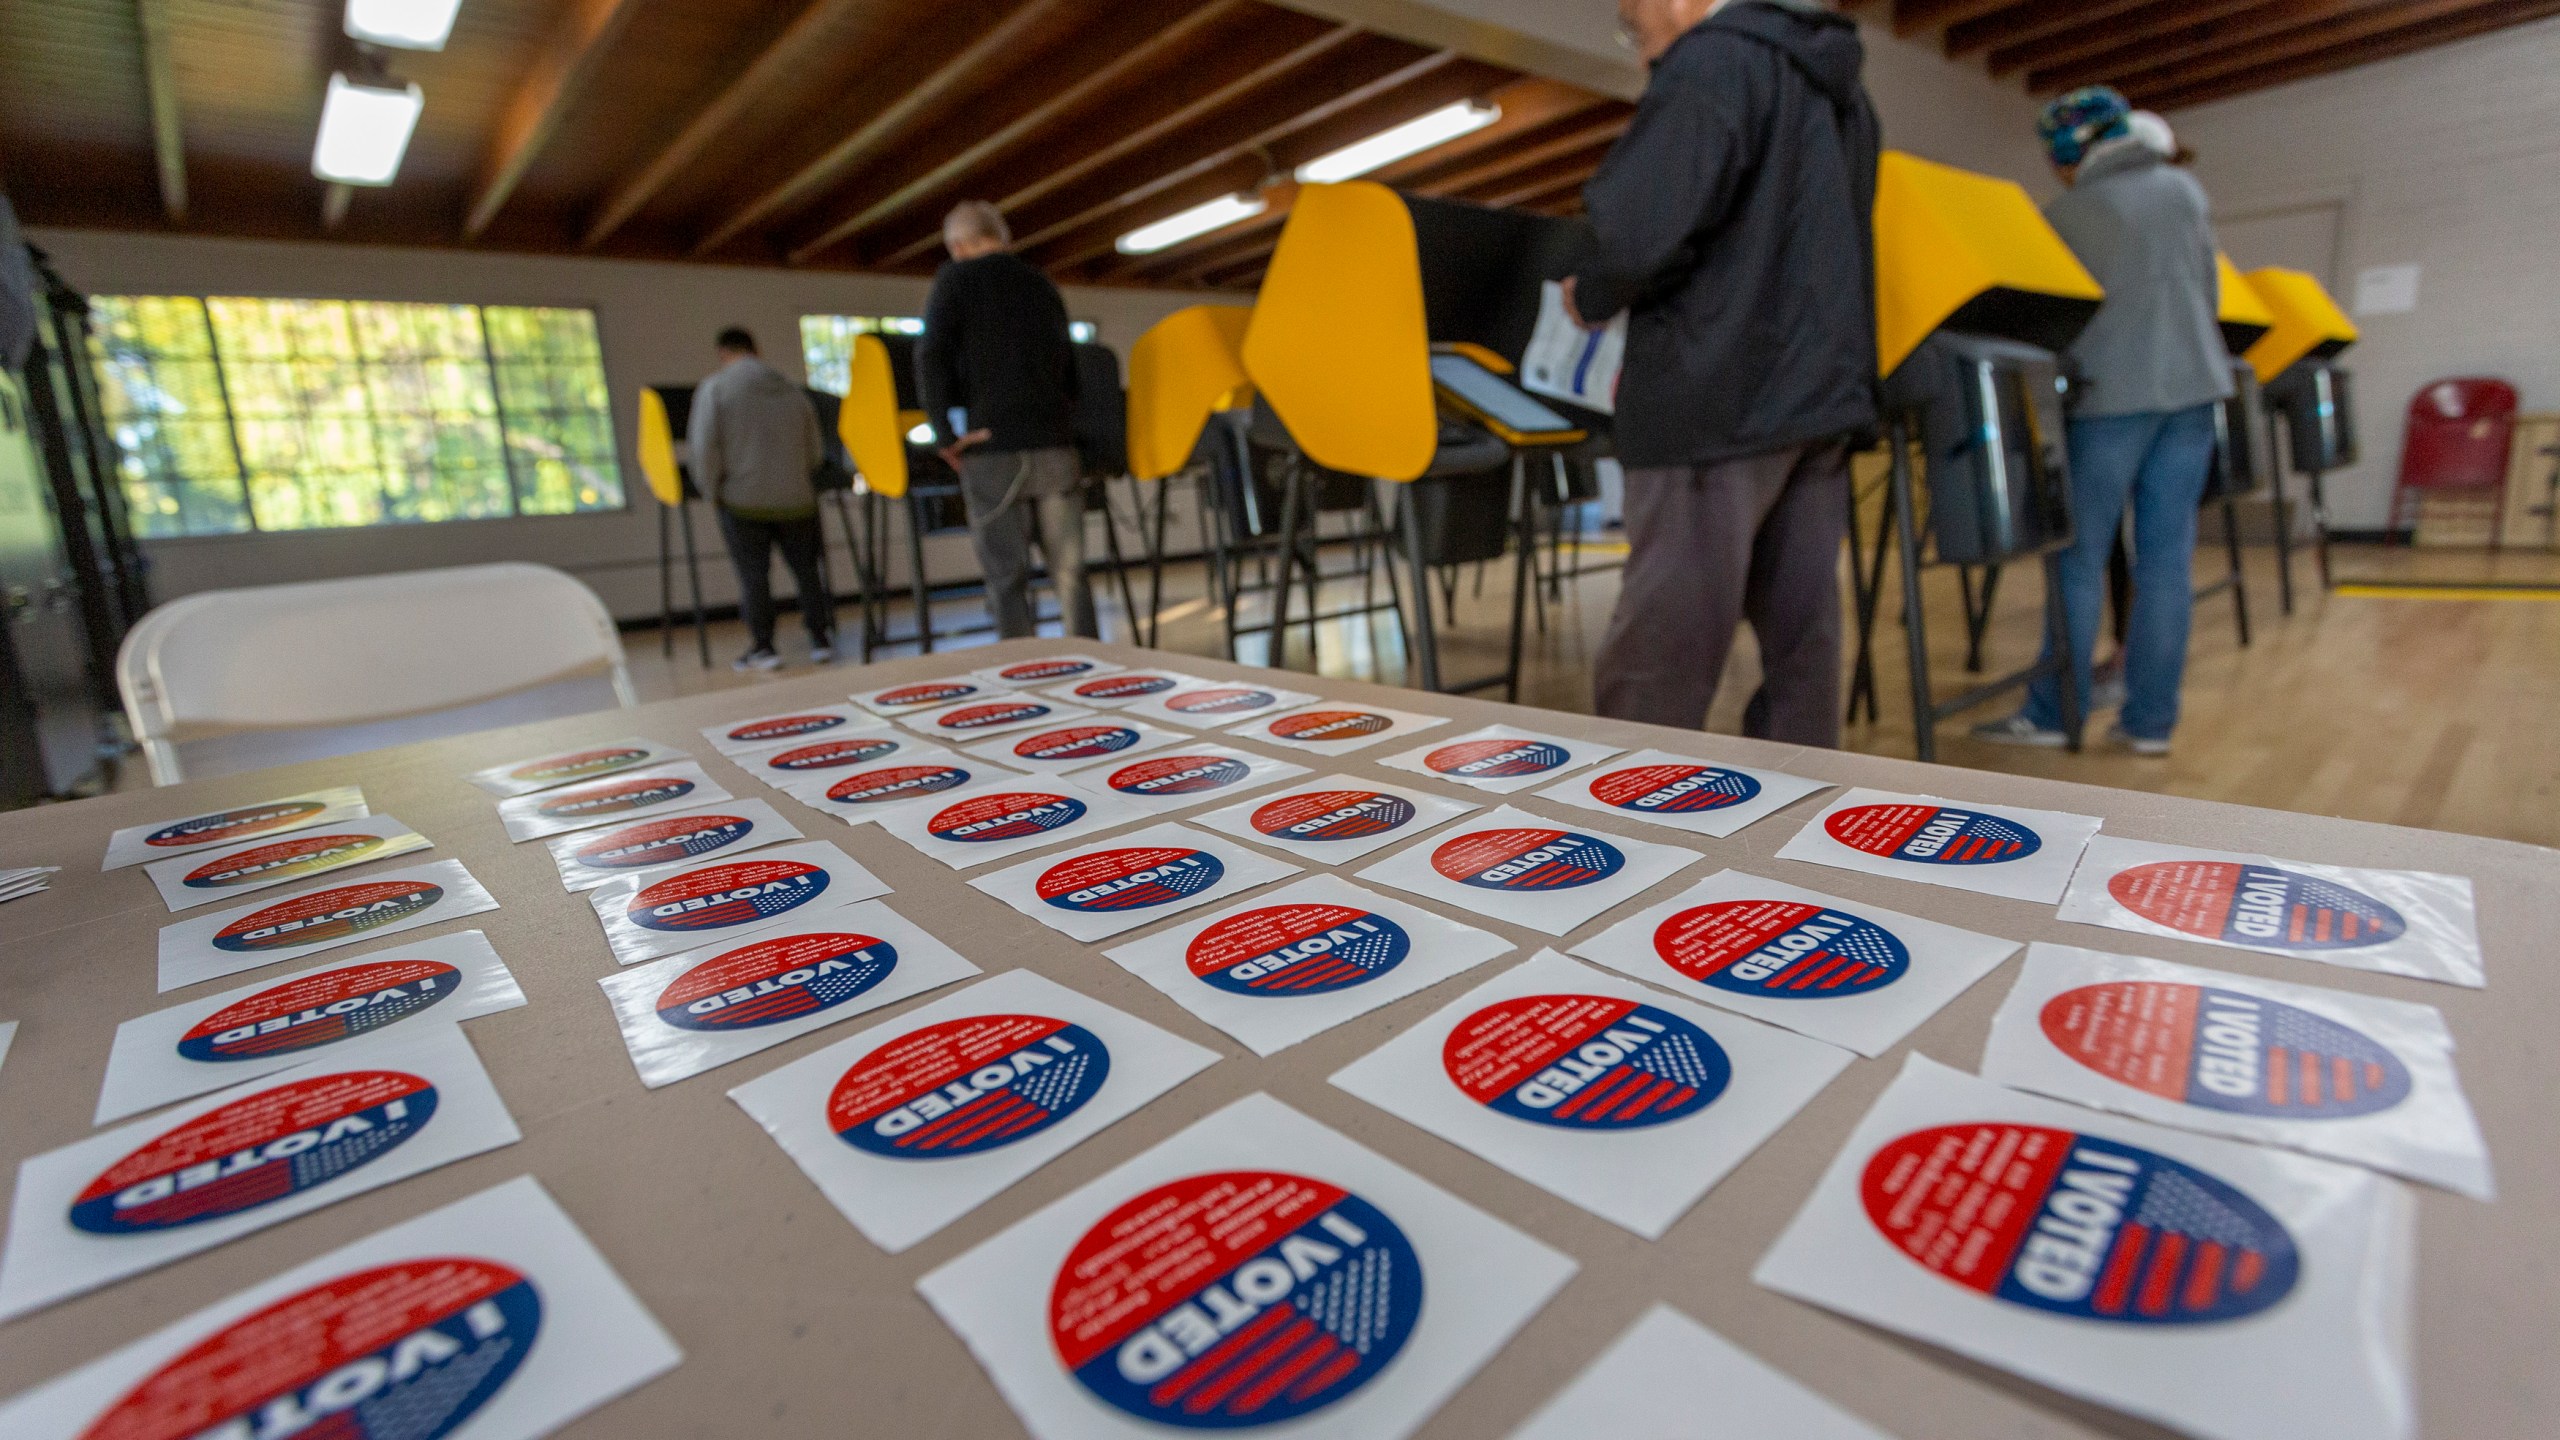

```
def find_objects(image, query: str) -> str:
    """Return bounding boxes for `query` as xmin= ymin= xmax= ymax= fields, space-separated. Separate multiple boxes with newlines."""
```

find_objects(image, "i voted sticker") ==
xmin=1071 ymin=674 xmax=1181 ymax=701
xmin=928 ymin=792 xmax=1088 ymax=844
xmin=71 ymin=1072 xmax=437 ymax=1234
xmin=1650 ymin=900 xmax=1910 ymax=998
xmin=1009 ymin=725 xmax=1147 ymax=764
xmin=213 ymin=880 xmax=446 ymax=954
xmin=829 ymin=1015 xmax=1109 ymax=1158
xmin=823 ymin=763 xmax=975 ymax=807
xmin=1039 ymin=846 xmax=1226 ymax=915
xmin=624 ymin=858 xmax=830 ymax=934
xmin=654 ymin=932 xmax=899 ymax=1033
xmin=766 ymin=738 xmax=901 ymax=773
xmin=928 ymin=701 xmax=1059 ymax=733
xmin=2040 ymin=981 xmax=2413 ymax=1119
xmin=1861 ymin=1123 xmax=2299 ymax=1324
xmin=1425 ymin=738 xmax=1571 ymax=781
xmin=508 ymin=747 xmax=652 ymax=786
xmin=1825 ymin=804 xmax=2040 ymax=866
xmin=1166 ymin=687 xmax=1280 ymax=718
xmin=180 ymin=834 xmax=397 ymax=892
xmin=1250 ymin=791 xmax=1417 ymax=844
xmin=2108 ymin=861 xmax=2408 ymax=951
xmin=1587 ymin=763 xmax=1762 ymax=816
xmin=570 ymin=813 xmax=759 ymax=872
xmin=994 ymin=657 xmax=1108 ymax=683
xmin=1099 ymin=754 xmax=1252 ymax=798
xmin=85 ymin=1258 xmax=539 ymax=1440
xmin=1444 ymin=994 xmax=1729 ymax=1129
xmin=724 ymin=713 xmax=855 ymax=746
xmin=534 ymin=773 xmax=697 ymax=819
xmin=177 ymin=960 xmax=461 ymax=1063
xmin=1434 ymin=827 xmax=1625 ymax=892
xmin=146 ymin=800 xmax=330 ymax=851
xmin=874 ymin=682 xmax=982 ymax=709
xmin=1186 ymin=903 xmax=1412 ymax=996
xmin=1266 ymin=711 xmax=1394 ymax=744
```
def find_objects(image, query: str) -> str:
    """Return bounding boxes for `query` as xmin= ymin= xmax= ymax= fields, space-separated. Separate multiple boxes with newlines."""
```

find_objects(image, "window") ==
xmin=88 ymin=296 xmax=623 ymax=538
xmin=797 ymin=313 xmax=1100 ymax=398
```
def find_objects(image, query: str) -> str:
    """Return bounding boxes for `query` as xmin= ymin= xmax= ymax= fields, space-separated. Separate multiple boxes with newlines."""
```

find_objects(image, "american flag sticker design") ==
xmin=877 ymin=682 xmax=981 ymax=708
xmin=146 ymin=800 xmax=327 ymax=850
xmin=1434 ymin=828 xmax=1625 ymax=892
xmin=1251 ymin=791 xmax=1415 ymax=843
xmin=1039 ymin=847 xmax=1227 ymax=914
xmin=830 ymin=1014 xmax=1109 ymax=1159
xmin=182 ymin=834 xmax=392 ymax=890
xmin=1001 ymin=658 xmax=1104 ymax=682
xmin=767 ymin=738 xmax=899 ymax=773
xmin=1587 ymin=763 xmax=1761 ymax=815
xmin=509 ymin=747 xmax=649 ymax=784
xmin=1013 ymin=725 xmax=1144 ymax=762
xmin=85 ymin=1259 xmax=540 ymax=1440
xmin=824 ymin=764 xmax=973 ymax=806
xmin=928 ymin=792 xmax=1087 ymax=843
xmin=1170 ymin=687 xmax=1277 ymax=716
xmin=1266 ymin=710 xmax=1392 ymax=743
xmin=1105 ymin=755 xmax=1252 ymax=797
xmin=1076 ymin=673 xmax=1180 ymax=700
xmin=627 ymin=859 xmax=830 ymax=934
xmin=534 ymin=775 xmax=695 ymax=819
xmin=726 ymin=713 xmax=850 ymax=745
xmin=1444 ymin=994 xmax=1730 ymax=1130
xmin=177 ymin=960 xmax=461 ymax=1063
xmin=932 ymin=701 xmax=1055 ymax=732
xmin=2041 ymin=981 xmax=2413 ymax=1120
xmin=1052 ymin=1173 xmax=1422 ymax=1428
xmin=1187 ymin=904 xmax=1412 ymax=996
xmin=213 ymin=880 xmax=445 ymax=953
xmin=1651 ymin=899 xmax=1910 ymax=999
xmin=2108 ymin=861 xmax=2408 ymax=951
xmin=1861 ymin=1123 xmax=2300 ymax=1324
xmin=1425 ymin=738 xmax=1570 ymax=780
xmin=70 ymin=1071 xmax=438 ymax=1234
xmin=571 ymin=814 xmax=756 ymax=871
xmin=1827 ymin=804 xmax=2042 ymax=866
xmin=653 ymin=932 xmax=899 ymax=1033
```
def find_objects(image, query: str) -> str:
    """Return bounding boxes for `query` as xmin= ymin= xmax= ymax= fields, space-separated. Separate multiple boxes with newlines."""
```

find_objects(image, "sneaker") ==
xmin=2109 ymin=725 xmax=2172 ymax=757
xmin=809 ymin=636 xmax=836 ymax=666
xmin=2088 ymin=659 xmax=2127 ymax=713
xmin=733 ymin=648 xmax=783 ymax=673
xmin=1970 ymin=714 xmax=2069 ymax=748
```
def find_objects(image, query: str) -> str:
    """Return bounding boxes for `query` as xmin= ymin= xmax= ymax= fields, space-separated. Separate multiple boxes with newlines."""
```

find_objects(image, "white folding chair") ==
xmin=118 ymin=563 xmax=638 ymax=785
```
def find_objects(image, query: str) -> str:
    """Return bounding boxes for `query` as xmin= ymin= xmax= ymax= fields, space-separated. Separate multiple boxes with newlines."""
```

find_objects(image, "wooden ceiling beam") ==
xmin=1979 ymin=0 xmax=2265 ymax=75
xmin=1478 ymin=166 xmax=1595 ymax=211
xmin=2105 ymin=0 xmax=2521 ymax=98
xmin=2033 ymin=0 xmax=2370 ymax=93
xmin=2142 ymin=0 xmax=2560 ymax=107
xmin=466 ymin=0 xmax=642 ymax=239
xmin=134 ymin=0 xmax=185 ymax=220
xmin=1894 ymin=0 xmax=2034 ymax=37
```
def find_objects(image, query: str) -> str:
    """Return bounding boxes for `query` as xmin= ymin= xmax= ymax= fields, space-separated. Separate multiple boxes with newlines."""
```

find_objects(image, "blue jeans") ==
xmin=2023 ymin=405 xmax=2219 ymax=741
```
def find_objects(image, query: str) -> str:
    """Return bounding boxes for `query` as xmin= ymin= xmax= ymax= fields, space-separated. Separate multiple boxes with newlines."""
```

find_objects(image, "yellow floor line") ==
xmin=2332 ymin=583 xmax=2560 ymax=602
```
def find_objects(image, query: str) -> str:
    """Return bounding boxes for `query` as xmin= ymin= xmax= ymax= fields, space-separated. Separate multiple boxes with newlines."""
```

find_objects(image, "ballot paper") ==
xmin=157 ymin=858 xmax=501 ymax=993
xmin=903 ymin=694 xmax=1103 ymax=743
xmin=872 ymin=776 xmax=1146 ymax=870
xmin=1983 ymin=943 xmax=2493 ymax=1199
xmin=0 ymin=867 xmax=55 ymax=903
xmin=739 ymin=729 xmax=953 ymax=793
xmin=699 ymin=702 xmax=887 ymax=756
xmin=98 ymin=929 xmax=525 ymax=1124
xmin=1105 ymin=876 xmax=1513 ymax=1056
xmin=1537 ymin=748 xmax=1831 ymax=840
xmin=964 ymin=716 xmax=1187 ymax=774
xmin=1226 ymin=700 xmax=1452 ymax=755
xmin=1776 ymin=787 xmax=2103 ymax=904
xmin=464 ymin=737 xmax=690 ymax=798
xmin=1115 ymin=677 xmax=1323 ymax=730
xmin=2057 ymin=835 xmax=2486 ymax=988
xmin=1571 ymin=870 xmax=2021 ymax=1058
xmin=1359 ymin=804 xmax=1699 ymax=936
xmin=1190 ymin=777 xmax=1481 ymax=864
xmin=970 ymin=823 xmax=1301 ymax=943
xmin=1378 ymin=724 xmax=1623 ymax=795
xmin=852 ymin=674 xmax=1014 ymax=715
xmin=1039 ymin=668 xmax=1210 ymax=709
xmin=0 ymin=1021 xmax=15 ymax=1075
xmin=601 ymin=899 xmax=981 ymax=1088
xmin=729 ymin=969 xmax=1218 ymax=1254
xmin=918 ymin=1092 xmax=1577 ymax=1440
xmin=1508 ymin=1304 xmax=1894 ymax=1440
xmin=973 ymin=653 xmax=1127 ymax=687
xmin=1333 ymin=950 xmax=1851 ymax=1238
xmin=0 ymin=1024 xmax=521 ymax=1323
xmin=0 ymin=1175 xmax=681 ymax=1440
xmin=1067 ymin=742 xmax=1310 ymax=815
xmin=587 ymin=839 xmax=891 ymax=966
xmin=493 ymin=761 xmax=733 ymax=842
xmin=545 ymin=797 xmax=804 ymax=891
xmin=1754 ymin=1054 xmax=2417 ymax=1440
xmin=1520 ymin=278 xmax=1625 ymax=414
xmin=141 ymin=814 xmax=430 ymax=911
xmin=785 ymin=746 xmax=1025 ymax=821
xmin=102 ymin=785 xmax=368 ymax=870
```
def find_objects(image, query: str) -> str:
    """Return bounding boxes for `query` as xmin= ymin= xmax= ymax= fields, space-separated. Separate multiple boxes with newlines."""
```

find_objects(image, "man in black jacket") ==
xmin=1568 ymin=0 xmax=1879 ymax=746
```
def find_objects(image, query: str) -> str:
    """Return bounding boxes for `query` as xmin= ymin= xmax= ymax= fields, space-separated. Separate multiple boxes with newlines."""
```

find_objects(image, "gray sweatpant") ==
xmin=1595 ymin=442 xmax=1850 ymax=747
xmin=958 ymin=446 xmax=1098 ymax=641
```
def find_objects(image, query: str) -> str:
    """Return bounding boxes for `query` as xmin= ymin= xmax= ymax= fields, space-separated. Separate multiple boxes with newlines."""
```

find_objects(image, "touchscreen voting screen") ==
xmin=1430 ymin=353 xmax=1581 ymax=440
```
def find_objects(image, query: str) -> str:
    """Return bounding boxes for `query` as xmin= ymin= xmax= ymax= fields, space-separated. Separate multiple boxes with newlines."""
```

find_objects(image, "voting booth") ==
xmin=2246 ymin=267 xmax=2361 ymax=607
xmin=635 ymin=384 xmax=711 ymax=667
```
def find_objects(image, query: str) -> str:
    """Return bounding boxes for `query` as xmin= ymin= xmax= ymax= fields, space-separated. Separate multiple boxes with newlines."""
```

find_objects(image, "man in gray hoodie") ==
xmin=690 ymin=326 xmax=835 ymax=671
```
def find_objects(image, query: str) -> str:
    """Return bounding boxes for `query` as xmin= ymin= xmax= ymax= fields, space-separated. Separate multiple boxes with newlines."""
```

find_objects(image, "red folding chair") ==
xmin=2391 ymin=378 xmax=2519 ymax=541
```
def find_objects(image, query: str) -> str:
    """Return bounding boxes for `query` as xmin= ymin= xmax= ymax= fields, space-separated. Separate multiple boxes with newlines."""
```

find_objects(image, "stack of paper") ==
xmin=0 ymin=866 xmax=61 ymax=903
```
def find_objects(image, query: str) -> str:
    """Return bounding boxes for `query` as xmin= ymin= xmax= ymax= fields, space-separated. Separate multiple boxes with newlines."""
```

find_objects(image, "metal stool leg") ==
xmin=2224 ymin=494 xmax=2252 ymax=646
xmin=658 ymin=501 xmax=675 ymax=659
xmin=1265 ymin=463 xmax=1309 ymax=669
xmin=1400 ymin=485 xmax=1445 ymax=693
xmin=1889 ymin=428 xmax=1938 ymax=763
xmin=905 ymin=492 xmax=934 ymax=655
xmin=678 ymin=499 xmax=710 ymax=668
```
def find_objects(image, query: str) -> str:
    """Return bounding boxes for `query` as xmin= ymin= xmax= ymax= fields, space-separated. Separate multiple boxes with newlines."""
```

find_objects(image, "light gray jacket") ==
xmin=688 ymin=356 xmax=823 ymax=516
xmin=2044 ymin=141 xmax=2234 ymax=417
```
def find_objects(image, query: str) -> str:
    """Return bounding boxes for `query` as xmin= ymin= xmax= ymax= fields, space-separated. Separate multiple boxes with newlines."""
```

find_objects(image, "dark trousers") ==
xmin=1596 ymin=441 xmax=1850 ymax=747
xmin=717 ymin=508 xmax=835 ymax=651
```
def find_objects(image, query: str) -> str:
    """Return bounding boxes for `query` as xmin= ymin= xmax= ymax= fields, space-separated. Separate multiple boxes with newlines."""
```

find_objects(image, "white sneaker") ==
xmin=1970 ymin=714 xmax=2069 ymax=748
xmin=733 ymin=648 xmax=782 ymax=673
xmin=2109 ymin=725 xmax=2171 ymax=757
xmin=809 ymin=639 xmax=836 ymax=665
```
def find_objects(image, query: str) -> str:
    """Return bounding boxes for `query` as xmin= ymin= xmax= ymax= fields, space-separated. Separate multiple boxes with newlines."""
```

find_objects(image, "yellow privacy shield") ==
xmin=839 ymin=332 xmax=909 ymax=498
xmin=1242 ymin=181 xmax=1437 ymax=482
xmin=1127 ymin=305 xmax=1254 ymax=481
xmin=2216 ymin=254 xmax=2276 ymax=354
xmin=2243 ymin=267 xmax=2359 ymax=381
xmin=636 ymin=386 xmax=688 ymax=505
xmin=1872 ymin=151 xmax=2103 ymax=376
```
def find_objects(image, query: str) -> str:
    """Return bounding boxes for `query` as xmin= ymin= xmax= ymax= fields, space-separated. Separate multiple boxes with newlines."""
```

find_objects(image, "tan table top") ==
xmin=1 ymin=640 xmax=2550 ymax=1439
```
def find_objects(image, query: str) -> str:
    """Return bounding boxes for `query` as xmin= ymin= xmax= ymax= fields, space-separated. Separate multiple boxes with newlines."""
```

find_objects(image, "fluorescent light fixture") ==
xmin=344 ymin=0 xmax=464 ymax=51
xmin=1116 ymin=194 xmax=1268 ymax=256
xmin=1294 ymin=100 xmax=1501 ymax=184
xmin=313 ymin=73 xmax=424 ymax=187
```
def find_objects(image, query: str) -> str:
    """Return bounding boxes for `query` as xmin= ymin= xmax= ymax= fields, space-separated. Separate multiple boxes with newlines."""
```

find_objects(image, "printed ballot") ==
xmin=904 ymin=695 xmax=1103 ymax=743
xmin=785 ymin=747 xmax=1022 ymax=821
xmin=1041 ymin=668 xmax=1208 ymax=709
xmin=971 ymin=822 xmax=1301 ymax=943
xmin=0 ymin=1024 xmax=521 ymax=1323
xmin=1116 ymin=677 xmax=1322 ymax=730
xmin=1572 ymin=870 xmax=2020 ymax=1057
xmin=1332 ymin=950 xmax=1850 ymax=1237
xmin=1754 ymin=1055 xmax=2417 ymax=1440
xmin=600 ymin=899 xmax=981 ymax=1088
xmin=587 ymin=839 xmax=890 ymax=966
xmin=545 ymin=797 xmax=804 ymax=891
xmin=494 ymin=761 xmax=733 ymax=842
xmin=1379 ymin=723 xmax=1622 ymax=795
xmin=1537 ymin=747 xmax=1830 ymax=840
xmin=729 ymin=969 xmax=1216 ymax=1253
xmin=157 ymin=858 xmax=500 ymax=993
xmin=1228 ymin=700 xmax=1451 ymax=755
xmin=1106 ymin=876 xmax=1513 ymax=1056
xmin=974 ymin=653 xmax=1126 ymax=687
xmin=97 ymin=929 xmax=525 ymax=1124
xmin=919 ymin=1092 xmax=1576 ymax=1440
xmin=1776 ymin=787 xmax=2102 ymax=904
xmin=1359 ymin=804 xmax=1699 ymax=936
xmin=142 ymin=814 xmax=430 ymax=911
xmin=1507 ymin=1305 xmax=1893 ymax=1440
xmin=965 ymin=716 xmax=1186 ymax=774
xmin=853 ymin=674 xmax=1013 ymax=715
xmin=1069 ymin=742 xmax=1309 ymax=815
xmin=700 ymin=702 xmax=886 ymax=756
xmin=1191 ymin=776 xmax=1479 ymax=864
xmin=1520 ymin=279 xmax=1624 ymax=414
xmin=1983 ymin=943 xmax=2493 ymax=1199
xmin=104 ymin=784 xmax=368 ymax=871
xmin=873 ymin=776 xmax=1144 ymax=870
xmin=740 ymin=729 xmax=952 ymax=792
xmin=2058 ymin=835 xmax=2486 ymax=988
xmin=0 ymin=1175 xmax=681 ymax=1440
xmin=464 ymin=737 xmax=688 ymax=798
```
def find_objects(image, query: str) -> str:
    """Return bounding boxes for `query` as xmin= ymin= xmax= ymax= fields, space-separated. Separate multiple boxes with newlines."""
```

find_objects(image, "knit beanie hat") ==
xmin=2037 ymin=86 xmax=2133 ymax=168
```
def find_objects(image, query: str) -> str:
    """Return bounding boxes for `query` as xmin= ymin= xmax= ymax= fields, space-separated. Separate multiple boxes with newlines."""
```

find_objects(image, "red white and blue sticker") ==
xmin=1192 ymin=780 xmax=1478 ymax=864
xmin=155 ymin=860 xmax=502 ymax=997
xmin=177 ymin=959 xmax=462 ymax=1063
xmin=589 ymin=841 xmax=888 ymax=965
xmin=497 ymin=762 xmax=735 ymax=842
xmin=909 ymin=697 xmax=1089 ymax=740
xmin=70 ymin=1071 xmax=438 ymax=1234
xmin=146 ymin=800 xmax=330 ymax=850
xmin=702 ymin=704 xmax=875 ymax=755
xmin=929 ymin=791 xmax=1089 ymax=845
xmin=1360 ymin=805 xmax=1694 ymax=937
xmin=1827 ymin=803 xmax=2041 ymax=865
xmin=1185 ymin=902 xmax=1413 ymax=996
xmin=1443 ymin=994 xmax=1730 ymax=1129
xmin=976 ymin=654 xmax=1124 ymax=686
xmin=830 ymin=1014 xmax=1111 ymax=1159
xmin=1779 ymin=789 xmax=2102 ymax=904
xmin=856 ymin=678 xmax=996 ymax=714
xmin=978 ymin=721 xmax=1176 ymax=772
xmin=1083 ymin=746 xmax=1304 ymax=809
xmin=1244 ymin=703 xmax=1448 ymax=754
xmin=813 ymin=760 xmax=984 ymax=811
xmin=466 ymin=738 xmax=684 ymax=798
xmin=1038 ymin=846 xmax=1228 ymax=916
xmin=1538 ymin=749 xmax=1829 ymax=840
xmin=1434 ymin=826 xmax=1626 ymax=892
xmin=549 ymin=799 xmax=801 ymax=888
xmin=758 ymin=736 xmax=906 ymax=775
xmin=975 ymin=823 xmax=1301 ymax=942
xmin=2039 ymin=980 xmax=2412 ymax=1119
xmin=143 ymin=815 xmax=432 ymax=911
xmin=653 ymin=930 xmax=900 ymax=1033
xmin=1122 ymin=680 xmax=1320 ymax=730
xmin=876 ymin=781 xmax=1140 ymax=870
xmin=1382 ymin=726 xmax=1618 ymax=794
xmin=2108 ymin=862 xmax=2407 ymax=952
xmin=1648 ymin=899 xmax=1911 ymax=999
xmin=1052 ymin=671 xmax=1192 ymax=706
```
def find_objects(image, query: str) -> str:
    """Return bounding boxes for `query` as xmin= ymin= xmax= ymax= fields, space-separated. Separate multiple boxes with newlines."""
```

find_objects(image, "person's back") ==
xmin=2043 ymin=141 xmax=2229 ymax=418
xmin=691 ymin=352 xmax=821 ymax=517
xmin=921 ymin=251 xmax=1077 ymax=453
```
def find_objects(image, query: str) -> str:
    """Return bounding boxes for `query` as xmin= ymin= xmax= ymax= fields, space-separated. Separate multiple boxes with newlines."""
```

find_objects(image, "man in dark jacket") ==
xmin=1568 ymin=0 xmax=1879 ymax=745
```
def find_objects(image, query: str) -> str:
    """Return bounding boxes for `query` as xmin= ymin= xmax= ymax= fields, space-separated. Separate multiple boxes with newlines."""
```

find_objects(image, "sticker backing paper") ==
xmin=966 ymin=717 xmax=1186 ymax=774
xmin=853 ymin=674 xmax=1013 ymax=715
xmin=1230 ymin=701 xmax=1451 ymax=755
xmin=599 ymin=898 xmax=982 ymax=1088
xmin=142 ymin=814 xmax=430 ymax=911
xmin=103 ymin=785 xmax=369 ymax=871
xmin=587 ymin=839 xmax=891 ymax=966
xmin=873 ymin=776 xmax=1145 ymax=870
xmin=728 ymin=969 xmax=1217 ymax=1254
xmin=1377 ymin=724 xmax=1622 ymax=795
xmin=903 ymin=695 xmax=1103 ymax=743
xmin=465 ymin=737 xmax=689 ymax=798
xmin=0 ymin=1175 xmax=681 ymax=1440
xmin=1982 ymin=943 xmax=2493 ymax=1198
xmin=1753 ymin=1055 xmax=2417 ymax=1440
xmin=1775 ymin=787 xmax=2102 ymax=904
xmin=1535 ymin=747 xmax=1830 ymax=840
xmin=1039 ymin=668 xmax=1208 ymax=710
xmin=544 ymin=798 xmax=804 ymax=891
xmin=973 ymin=653 xmax=1127 ymax=687
xmin=2057 ymin=835 xmax=2485 ymax=988
xmin=494 ymin=761 xmax=734 ymax=842
xmin=1189 ymin=776 xmax=1480 ymax=865
xmin=1067 ymin=742 xmax=1310 ymax=814
xmin=917 ymin=1092 xmax=1576 ymax=1440
xmin=1507 ymin=1305 xmax=1892 ymax=1440
xmin=156 ymin=858 xmax=501 ymax=993
xmin=1571 ymin=869 xmax=2021 ymax=1058
xmin=1332 ymin=950 xmax=1851 ymax=1238
xmin=1116 ymin=677 xmax=1322 ymax=729
xmin=777 ymin=745 xmax=1018 ymax=817
xmin=970 ymin=823 xmax=1302 ymax=943
xmin=700 ymin=702 xmax=887 ymax=756
xmin=1358 ymin=804 xmax=1699 ymax=936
